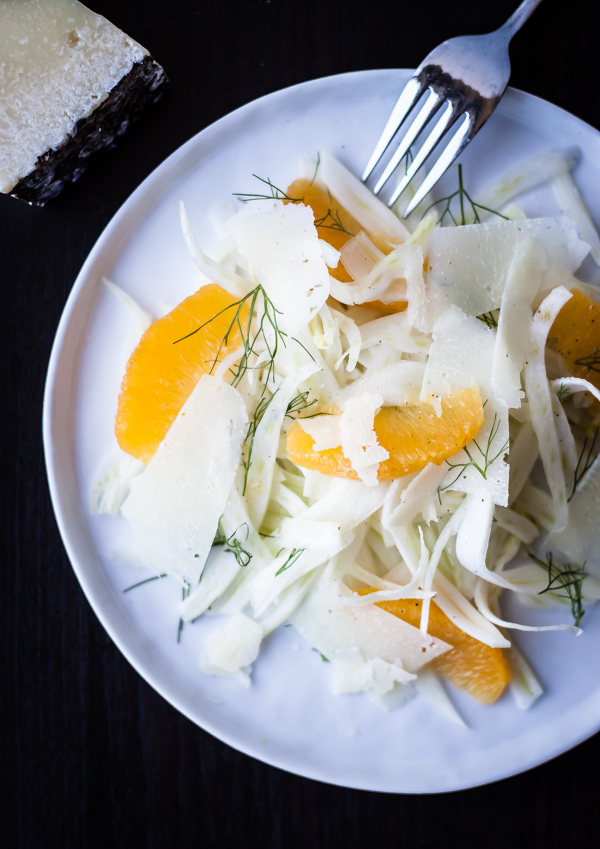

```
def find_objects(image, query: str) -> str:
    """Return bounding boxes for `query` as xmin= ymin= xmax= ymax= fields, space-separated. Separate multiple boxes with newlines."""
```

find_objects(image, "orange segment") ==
xmin=115 ymin=283 xmax=245 ymax=463
xmin=360 ymin=300 xmax=408 ymax=314
xmin=550 ymin=288 xmax=600 ymax=393
xmin=370 ymin=595 xmax=510 ymax=704
xmin=286 ymin=386 xmax=484 ymax=480
xmin=285 ymin=178 xmax=360 ymax=282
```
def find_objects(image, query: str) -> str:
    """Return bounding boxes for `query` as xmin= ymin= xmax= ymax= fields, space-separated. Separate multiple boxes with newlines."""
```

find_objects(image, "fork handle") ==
xmin=500 ymin=0 xmax=544 ymax=39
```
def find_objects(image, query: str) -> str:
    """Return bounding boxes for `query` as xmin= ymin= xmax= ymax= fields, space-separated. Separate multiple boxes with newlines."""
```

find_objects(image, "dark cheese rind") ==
xmin=9 ymin=55 xmax=167 ymax=205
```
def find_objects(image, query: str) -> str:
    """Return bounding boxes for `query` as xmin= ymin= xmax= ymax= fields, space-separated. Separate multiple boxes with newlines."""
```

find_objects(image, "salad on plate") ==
xmin=92 ymin=145 xmax=600 ymax=720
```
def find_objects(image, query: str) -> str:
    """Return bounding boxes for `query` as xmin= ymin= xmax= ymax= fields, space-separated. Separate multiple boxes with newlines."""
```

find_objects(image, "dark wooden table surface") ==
xmin=2 ymin=1 xmax=599 ymax=846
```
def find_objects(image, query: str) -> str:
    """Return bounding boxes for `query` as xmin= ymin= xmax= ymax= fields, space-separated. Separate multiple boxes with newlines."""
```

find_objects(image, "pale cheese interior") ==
xmin=0 ymin=0 xmax=147 ymax=191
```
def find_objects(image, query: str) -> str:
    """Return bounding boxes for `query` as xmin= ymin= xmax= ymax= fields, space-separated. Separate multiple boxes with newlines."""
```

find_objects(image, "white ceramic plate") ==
xmin=44 ymin=69 xmax=600 ymax=793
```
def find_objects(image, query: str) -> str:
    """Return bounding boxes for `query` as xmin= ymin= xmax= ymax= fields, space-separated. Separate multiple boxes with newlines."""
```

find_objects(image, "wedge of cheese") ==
xmin=0 ymin=0 xmax=167 ymax=204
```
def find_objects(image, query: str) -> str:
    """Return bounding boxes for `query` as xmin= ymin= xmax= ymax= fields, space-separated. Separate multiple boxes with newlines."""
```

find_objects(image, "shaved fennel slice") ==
xmin=420 ymin=505 xmax=470 ymax=633
xmin=339 ymin=231 xmax=384 ymax=280
xmin=268 ymin=476 xmax=307 ymax=519
xmin=414 ymin=670 xmax=468 ymax=727
xmin=311 ymin=304 xmax=344 ymax=368
xmin=523 ymin=286 xmax=573 ymax=533
xmin=102 ymin=276 xmax=153 ymax=339
xmin=549 ymin=386 xmax=578 ymax=497
xmin=259 ymin=570 xmax=321 ymax=634
xmin=492 ymin=237 xmax=544 ymax=408
xmin=454 ymin=493 xmax=516 ymax=590
xmin=382 ymin=464 xmax=447 ymax=528
xmin=91 ymin=447 xmax=144 ymax=515
xmin=318 ymin=150 xmax=410 ymax=243
xmin=200 ymin=612 xmax=264 ymax=685
xmin=474 ymin=578 xmax=581 ymax=635
xmin=404 ymin=210 xmax=438 ymax=256
xmin=546 ymin=453 xmax=600 ymax=572
xmin=508 ymin=420 xmax=539 ymax=506
xmin=179 ymin=201 xmax=249 ymax=298
xmin=517 ymin=481 xmax=556 ymax=531
xmin=506 ymin=645 xmax=543 ymax=710
xmin=180 ymin=484 xmax=273 ymax=622
xmin=180 ymin=548 xmax=242 ymax=622
xmin=473 ymin=147 xmax=579 ymax=216
xmin=432 ymin=571 xmax=510 ymax=648
xmin=121 ymin=376 xmax=248 ymax=585
xmin=245 ymin=362 xmax=320 ymax=529
xmin=227 ymin=199 xmax=330 ymax=334
xmin=329 ymin=248 xmax=408 ymax=306
xmin=552 ymin=170 xmax=600 ymax=265
xmin=493 ymin=506 xmax=539 ymax=544
xmin=549 ymin=376 xmax=600 ymax=405
xmin=275 ymin=324 xmax=341 ymax=401
xmin=330 ymin=307 xmax=361 ymax=371
xmin=250 ymin=547 xmax=345 ymax=618
xmin=290 ymin=477 xmax=390 ymax=528
xmin=251 ymin=481 xmax=391 ymax=615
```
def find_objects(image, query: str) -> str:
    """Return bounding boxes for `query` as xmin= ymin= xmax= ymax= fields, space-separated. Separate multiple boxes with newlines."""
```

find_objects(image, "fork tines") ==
xmin=363 ymin=68 xmax=493 ymax=217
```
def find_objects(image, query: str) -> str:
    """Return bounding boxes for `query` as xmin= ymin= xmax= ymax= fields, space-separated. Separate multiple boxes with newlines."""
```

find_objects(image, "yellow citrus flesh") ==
xmin=550 ymin=288 xmax=600 ymax=393
xmin=115 ymin=284 xmax=245 ymax=463
xmin=285 ymin=178 xmax=361 ymax=282
xmin=286 ymin=386 xmax=484 ymax=481
xmin=370 ymin=595 xmax=511 ymax=705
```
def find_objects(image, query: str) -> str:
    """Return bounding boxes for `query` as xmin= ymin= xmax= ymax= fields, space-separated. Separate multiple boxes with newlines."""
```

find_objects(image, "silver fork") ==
xmin=363 ymin=0 xmax=544 ymax=217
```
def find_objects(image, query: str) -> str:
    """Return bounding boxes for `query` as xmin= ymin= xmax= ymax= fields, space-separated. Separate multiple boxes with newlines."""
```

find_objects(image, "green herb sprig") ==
xmin=213 ymin=520 xmax=253 ymax=568
xmin=233 ymin=175 xmax=302 ymax=204
xmin=569 ymin=426 xmax=599 ymax=502
xmin=530 ymin=552 xmax=586 ymax=627
xmin=422 ymin=164 xmax=508 ymax=226
xmin=275 ymin=548 xmax=305 ymax=576
xmin=574 ymin=347 xmax=600 ymax=375
xmin=477 ymin=310 xmax=500 ymax=330
xmin=438 ymin=413 xmax=510 ymax=499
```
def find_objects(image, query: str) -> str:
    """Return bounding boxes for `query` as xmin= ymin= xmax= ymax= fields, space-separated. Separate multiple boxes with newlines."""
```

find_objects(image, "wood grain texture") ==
xmin=1 ymin=1 xmax=598 ymax=846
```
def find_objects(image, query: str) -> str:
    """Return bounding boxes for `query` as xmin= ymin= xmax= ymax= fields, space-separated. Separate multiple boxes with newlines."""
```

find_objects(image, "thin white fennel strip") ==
xmin=473 ymin=147 xmax=579 ymax=215
xmin=245 ymin=362 xmax=320 ymax=529
xmin=523 ymin=286 xmax=573 ymax=533
xmin=547 ymin=452 xmax=600 ymax=573
xmin=474 ymin=578 xmax=581 ymax=635
xmin=492 ymin=236 xmax=544 ymax=409
xmin=317 ymin=150 xmax=410 ymax=243
xmin=552 ymin=170 xmax=600 ymax=266
xmin=91 ymin=447 xmax=144 ymax=516
xmin=179 ymin=200 xmax=249 ymax=298
xmin=506 ymin=646 xmax=544 ymax=711
xmin=121 ymin=375 xmax=248 ymax=585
